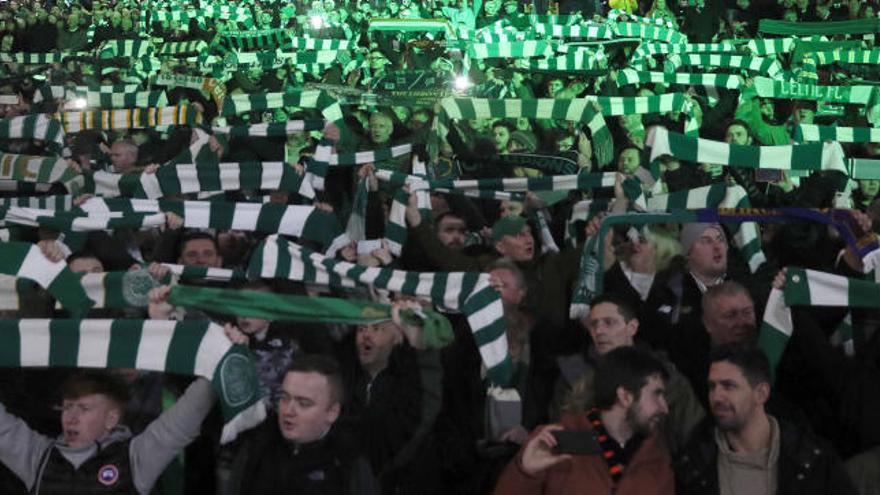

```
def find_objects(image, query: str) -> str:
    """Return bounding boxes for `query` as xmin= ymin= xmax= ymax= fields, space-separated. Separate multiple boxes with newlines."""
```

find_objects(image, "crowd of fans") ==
xmin=0 ymin=0 xmax=879 ymax=493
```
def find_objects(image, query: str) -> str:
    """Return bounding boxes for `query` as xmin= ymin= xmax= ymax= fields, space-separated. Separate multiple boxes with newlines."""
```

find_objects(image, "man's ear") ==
xmin=494 ymin=239 xmax=507 ymax=256
xmin=627 ymin=318 xmax=639 ymax=338
xmin=328 ymin=401 xmax=341 ymax=423
xmin=754 ymin=381 xmax=771 ymax=406
xmin=105 ymin=407 xmax=121 ymax=431
xmin=616 ymin=385 xmax=634 ymax=409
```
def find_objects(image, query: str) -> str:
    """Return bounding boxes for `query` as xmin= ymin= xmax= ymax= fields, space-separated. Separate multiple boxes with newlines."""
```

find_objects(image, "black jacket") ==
xmin=228 ymin=415 xmax=379 ymax=495
xmin=674 ymin=417 xmax=857 ymax=495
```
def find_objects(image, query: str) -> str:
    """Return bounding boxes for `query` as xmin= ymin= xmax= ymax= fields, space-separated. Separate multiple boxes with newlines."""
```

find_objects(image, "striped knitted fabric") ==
xmin=746 ymin=38 xmax=795 ymax=56
xmin=526 ymin=50 xmax=603 ymax=72
xmin=34 ymin=84 xmax=143 ymax=104
xmin=0 ymin=207 xmax=166 ymax=232
xmin=807 ymin=48 xmax=880 ymax=65
xmin=532 ymin=23 xmax=613 ymax=39
xmin=631 ymin=41 xmax=736 ymax=62
xmin=0 ymin=154 xmax=80 ymax=190
xmin=753 ymin=77 xmax=876 ymax=105
xmin=466 ymin=41 xmax=555 ymax=59
xmin=215 ymin=28 xmax=291 ymax=53
xmin=0 ymin=52 xmax=67 ymax=64
xmin=84 ymin=91 xmax=169 ymax=109
xmin=616 ymin=69 xmax=741 ymax=90
xmin=219 ymin=90 xmax=344 ymax=122
xmin=0 ymin=115 xmax=66 ymax=149
xmin=156 ymin=40 xmax=208 ymax=56
xmin=288 ymin=38 xmax=353 ymax=50
xmin=54 ymin=105 xmax=202 ymax=132
xmin=646 ymin=127 xmax=847 ymax=175
xmin=0 ymin=194 xmax=73 ymax=210
xmin=0 ymin=318 xmax=264 ymax=443
xmin=793 ymin=125 xmax=880 ymax=144
xmin=87 ymin=161 xmax=314 ymax=200
xmin=78 ymin=197 xmax=344 ymax=251
xmin=675 ymin=54 xmax=784 ymax=78
xmin=211 ymin=120 xmax=326 ymax=138
xmin=0 ymin=242 xmax=93 ymax=313
xmin=160 ymin=263 xmax=247 ymax=282
xmin=98 ymin=39 xmax=154 ymax=59
xmin=565 ymin=199 xmax=611 ymax=248
xmin=586 ymin=408 xmax=627 ymax=482
xmin=367 ymin=18 xmax=453 ymax=33
xmin=438 ymin=94 xmax=688 ymax=121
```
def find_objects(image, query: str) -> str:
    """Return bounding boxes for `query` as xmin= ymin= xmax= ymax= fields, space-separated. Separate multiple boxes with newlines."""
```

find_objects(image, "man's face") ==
xmin=277 ymin=372 xmax=340 ymax=444
xmin=369 ymin=51 xmax=389 ymax=71
xmin=179 ymin=238 xmax=222 ymax=268
xmin=356 ymin=322 xmax=399 ymax=372
xmin=484 ymin=0 xmax=501 ymax=15
xmin=69 ymin=257 xmax=104 ymax=274
xmin=495 ymin=225 xmax=535 ymax=262
xmin=547 ymin=79 xmax=564 ymax=98
xmin=687 ymin=226 xmax=727 ymax=279
xmin=436 ymin=215 xmax=467 ymax=249
xmin=724 ymin=124 xmax=751 ymax=145
xmin=61 ymin=394 xmax=120 ymax=449
xmin=109 ymin=142 xmax=138 ymax=172
xmin=489 ymin=267 xmax=525 ymax=309
xmin=618 ymin=148 xmax=641 ymax=175
xmin=703 ymin=292 xmax=756 ymax=346
xmin=624 ymin=375 xmax=668 ymax=436
xmin=369 ymin=114 xmax=393 ymax=145
xmin=584 ymin=302 xmax=637 ymax=355
xmin=860 ymin=179 xmax=880 ymax=197
xmin=708 ymin=361 xmax=767 ymax=432
xmin=492 ymin=126 xmax=510 ymax=152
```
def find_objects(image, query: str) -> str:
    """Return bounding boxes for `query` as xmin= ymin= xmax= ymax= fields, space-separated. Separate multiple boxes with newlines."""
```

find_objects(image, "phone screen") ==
xmin=552 ymin=430 xmax=603 ymax=455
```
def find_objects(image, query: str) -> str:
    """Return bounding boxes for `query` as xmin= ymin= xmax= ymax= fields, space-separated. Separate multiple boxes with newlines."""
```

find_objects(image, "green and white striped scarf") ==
xmin=526 ymin=50 xmax=603 ymax=72
xmin=215 ymin=28 xmax=291 ymax=53
xmin=0 ymin=194 xmax=73 ymax=210
xmin=248 ymin=234 xmax=512 ymax=386
xmin=34 ymin=84 xmax=143 ymax=104
xmin=84 ymin=90 xmax=169 ymax=109
xmin=674 ymin=54 xmax=784 ymax=79
xmin=793 ymin=124 xmax=880 ymax=144
xmin=753 ymin=77 xmax=876 ymax=105
xmin=0 ymin=318 xmax=264 ymax=443
xmin=0 ymin=115 xmax=66 ymax=149
xmin=367 ymin=18 xmax=453 ymax=34
xmin=746 ymin=38 xmax=795 ymax=56
xmin=98 ymin=39 xmax=154 ymax=59
xmin=219 ymin=90 xmax=343 ymax=123
xmin=0 ymin=206 xmax=166 ymax=232
xmin=0 ymin=154 xmax=80 ymax=190
xmin=288 ymin=37 xmax=353 ymax=50
xmin=630 ymin=41 xmax=736 ymax=62
xmin=78 ymin=197 xmax=344 ymax=251
xmin=211 ymin=120 xmax=325 ymax=138
xmin=88 ymin=161 xmax=314 ymax=200
xmin=156 ymin=40 xmax=208 ymax=56
xmin=0 ymin=52 xmax=67 ymax=64
xmin=532 ymin=23 xmax=612 ymax=39
xmin=646 ymin=126 xmax=847 ymax=176
xmin=806 ymin=48 xmax=880 ymax=66
xmin=616 ymin=69 xmax=741 ymax=90
xmin=466 ymin=41 xmax=555 ymax=59
xmin=759 ymin=267 xmax=878 ymax=378
xmin=54 ymin=105 xmax=202 ymax=133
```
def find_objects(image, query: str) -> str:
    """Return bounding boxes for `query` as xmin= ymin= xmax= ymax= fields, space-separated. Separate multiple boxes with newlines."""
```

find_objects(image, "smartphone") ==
xmin=552 ymin=429 xmax=603 ymax=455
xmin=755 ymin=169 xmax=784 ymax=183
